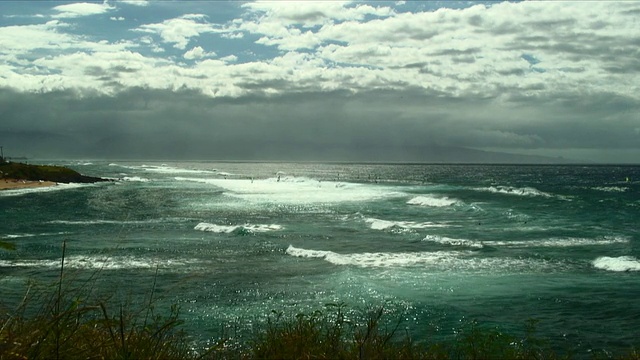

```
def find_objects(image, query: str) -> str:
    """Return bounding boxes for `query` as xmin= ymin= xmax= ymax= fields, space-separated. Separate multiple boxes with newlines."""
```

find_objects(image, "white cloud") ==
xmin=110 ymin=16 xmax=125 ymax=21
xmin=52 ymin=2 xmax=114 ymax=18
xmin=1 ymin=0 xmax=639 ymax=107
xmin=183 ymin=46 xmax=216 ymax=60
xmin=135 ymin=14 xmax=219 ymax=49
xmin=220 ymin=55 xmax=238 ymax=63
xmin=242 ymin=1 xmax=394 ymax=27
xmin=119 ymin=0 xmax=149 ymax=6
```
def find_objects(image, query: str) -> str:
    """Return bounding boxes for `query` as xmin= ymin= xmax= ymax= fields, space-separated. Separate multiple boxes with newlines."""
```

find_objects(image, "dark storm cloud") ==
xmin=2 ymin=86 xmax=637 ymax=162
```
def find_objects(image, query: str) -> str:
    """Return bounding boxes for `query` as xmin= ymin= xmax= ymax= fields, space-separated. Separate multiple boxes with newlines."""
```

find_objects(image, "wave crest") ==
xmin=194 ymin=222 xmax=282 ymax=234
xmin=473 ymin=186 xmax=554 ymax=198
xmin=407 ymin=195 xmax=459 ymax=207
xmin=593 ymin=256 xmax=640 ymax=272
xmin=365 ymin=218 xmax=448 ymax=231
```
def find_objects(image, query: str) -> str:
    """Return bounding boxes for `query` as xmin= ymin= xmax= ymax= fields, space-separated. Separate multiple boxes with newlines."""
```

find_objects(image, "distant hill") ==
xmin=1 ymin=129 xmax=574 ymax=164
xmin=0 ymin=161 xmax=107 ymax=183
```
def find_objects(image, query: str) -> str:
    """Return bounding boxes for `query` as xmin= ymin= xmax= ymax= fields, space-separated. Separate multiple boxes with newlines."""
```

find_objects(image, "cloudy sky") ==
xmin=1 ymin=0 xmax=639 ymax=163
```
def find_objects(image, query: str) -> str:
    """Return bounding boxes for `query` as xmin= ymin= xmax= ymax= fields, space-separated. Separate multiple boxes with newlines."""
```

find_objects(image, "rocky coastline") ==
xmin=0 ymin=161 xmax=109 ymax=190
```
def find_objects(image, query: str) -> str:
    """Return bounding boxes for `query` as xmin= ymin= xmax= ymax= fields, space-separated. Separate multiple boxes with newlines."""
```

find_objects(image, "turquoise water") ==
xmin=1 ymin=161 xmax=639 ymax=356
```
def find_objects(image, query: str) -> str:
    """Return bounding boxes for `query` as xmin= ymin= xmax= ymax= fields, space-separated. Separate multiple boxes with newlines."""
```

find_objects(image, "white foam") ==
xmin=49 ymin=218 xmax=184 ymax=226
xmin=592 ymin=256 xmax=640 ymax=272
xmin=473 ymin=186 xmax=554 ymax=198
xmin=0 ymin=255 xmax=198 ymax=270
xmin=3 ymin=232 xmax=69 ymax=239
xmin=365 ymin=217 xmax=448 ymax=231
xmin=175 ymin=176 xmax=405 ymax=204
xmin=0 ymin=183 xmax=88 ymax=197
xmin=285 ymin=245 xmax=564 ymax=272
xmin=122 ymin=176 xmax=150 ymax=182
xmin=140 ymin=165 xmax=216 ymax=174
xmin=483 ymin=236 xmax=629 ymax=248
xmin=195 ymin=222 xmax=282 ymax=233
xmin=286 ymin=245 xmax=466 ymax=267
xmin=423 ymin=235 xmax=484 ymax=248
xmin=407 ymin=195 xmax=459 ymax=207
xmin=592 ymin=186 xmax=628 ymax=193
xmin=50 ymin=220 xmax=140 ymax=225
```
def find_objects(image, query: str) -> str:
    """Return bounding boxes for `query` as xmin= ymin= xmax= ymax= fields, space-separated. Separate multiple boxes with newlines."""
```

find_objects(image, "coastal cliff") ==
xmin=0 ymin=161 xmax=107 ymax=184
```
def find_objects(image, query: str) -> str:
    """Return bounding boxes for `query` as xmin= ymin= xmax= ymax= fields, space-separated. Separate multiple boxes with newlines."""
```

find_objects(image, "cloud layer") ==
xmin=0 ymin=1 xmax=638 ymax=162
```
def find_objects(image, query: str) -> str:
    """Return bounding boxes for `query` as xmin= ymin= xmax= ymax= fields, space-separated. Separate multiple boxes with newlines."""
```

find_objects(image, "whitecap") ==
xmin=285 ymin=245 xmax=564 ymax=272
xmin=3 ymin=232 xmax=69 ymax=239
xmin=365 ymin=217 xmax=448 ymax=231
xmin=50 ymin=220 xmax=141 ymax=225
xmin=483 ymin=236 xmax=629 ymax=248
xmin=592 ymin=256 xmax=640 ymax=272
xmin=176 ymin=177 xmax=405 ymax=204
xmin=122 ymin=176 xmax=150 ymax=182
xmin=0 ymin=255 xmax=198 ymax=270
xmin=422 ymin=235 xmax=484 ymax=248
xmin=0 ymin=183 xmax=88 ymax=197
xmin=407 ymin=195 xmax=459 ymax=207
xmin=140 ymin=165 xmax=216 ymax=174
xmin=49 ymin=218 xmax=189 ymax=226
xmin=591 ymin=186 xmax=628 ymax=193
xmin=473 ymin=186 xmax=554 ymax=198
xmin=195 ymin=222 xmax=282 ymax=234
xmin=286 ymin=245 xmax=466 ymax=267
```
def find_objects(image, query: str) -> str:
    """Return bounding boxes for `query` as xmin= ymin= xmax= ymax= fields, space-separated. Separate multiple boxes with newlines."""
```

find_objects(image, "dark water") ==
xmin=1 ymin=161 xmax=639 ymax=356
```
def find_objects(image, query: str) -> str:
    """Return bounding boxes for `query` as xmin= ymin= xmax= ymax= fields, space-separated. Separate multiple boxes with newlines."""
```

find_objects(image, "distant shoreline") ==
xmin=0 ymin=178 xmax=57 ymax=191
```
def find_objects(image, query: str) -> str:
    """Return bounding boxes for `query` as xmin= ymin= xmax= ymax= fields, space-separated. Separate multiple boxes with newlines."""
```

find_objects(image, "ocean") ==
xmin=1 ymin=161 xmax=639 ymax=356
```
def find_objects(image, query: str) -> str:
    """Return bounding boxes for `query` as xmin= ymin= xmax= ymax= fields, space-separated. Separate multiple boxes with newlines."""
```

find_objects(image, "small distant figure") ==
xmin=626 ymin=177 xmax=631 ymax=183
xmin=277 ymin=175 xmax=281 ymax=182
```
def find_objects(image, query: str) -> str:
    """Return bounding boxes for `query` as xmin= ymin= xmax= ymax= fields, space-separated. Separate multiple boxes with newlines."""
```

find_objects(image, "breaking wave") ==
xmin=421 ymin=235 xmax=628 ymax=249
xmin=176 ymin=176 xmax=405 ymax=204
xmin=139 ymin=164 xmax=217 ymax=174
xmin=3 ymin=232 xmax=69 ymax=239
xmin=365 ymin=217 xmax=448 ymax=231
xmin=0 ymin=183 xmax=89 ymax=197
xmin=109 ymin=163 xmax=216 ymax=175
xmin=407 ymin=195 xmax=459 ymax=207
xmin=483 ymin=236 xmax=629 ymax=248
xmin=121 ymin=176 xmax=150 ymax=182
xmin=285 ymin=245 xmax=565 ymax=272
xmin=195 ymin=222 xmax=283 ymax=234
xmin=473 ymin=186 xmax=554 ymax=198
xmin=0 ymin=256 xmax=198 ymax=270
xmin=422 ymin=235 xmax=484 ymax=248
xmin=592 ymin=256 xmax=640 ymax=272
xmin=591 ymin=186 xmax=628 ymax=193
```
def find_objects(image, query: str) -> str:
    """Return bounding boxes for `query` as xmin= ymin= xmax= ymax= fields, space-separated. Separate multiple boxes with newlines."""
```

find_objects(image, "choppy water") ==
xmin=1 ymin=161 xmax=639 ymax=356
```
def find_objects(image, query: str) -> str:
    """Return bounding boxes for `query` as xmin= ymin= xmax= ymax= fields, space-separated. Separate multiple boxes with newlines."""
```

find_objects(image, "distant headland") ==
xmin=0 ymin=155 xmax=108 ymax=191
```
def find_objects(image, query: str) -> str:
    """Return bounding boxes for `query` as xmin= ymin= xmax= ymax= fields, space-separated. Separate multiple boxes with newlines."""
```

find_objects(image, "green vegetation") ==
xmin=0 ymin=161 xmax=106 ymax=183
xmin=1 ymin=243 xmax=639 ymax=359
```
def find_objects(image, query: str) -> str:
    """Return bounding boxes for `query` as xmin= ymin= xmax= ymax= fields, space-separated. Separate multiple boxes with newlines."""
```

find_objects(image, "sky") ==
xmin=0 ymin=0 xmax=639 ymax=163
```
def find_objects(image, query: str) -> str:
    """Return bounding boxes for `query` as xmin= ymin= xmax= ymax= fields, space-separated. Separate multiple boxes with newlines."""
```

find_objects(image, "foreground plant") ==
xmin=0 ymin=241 xmax=190 ymax=360
xmin=1 ymin=242 xmax=636 ymax=359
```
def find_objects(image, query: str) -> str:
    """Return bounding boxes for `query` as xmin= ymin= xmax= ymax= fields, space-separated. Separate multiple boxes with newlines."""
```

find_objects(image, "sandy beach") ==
xmin=0 ymin=178 xmax=57 ymax=190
